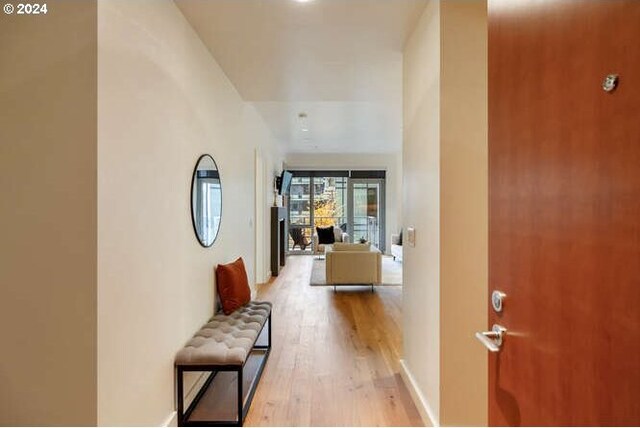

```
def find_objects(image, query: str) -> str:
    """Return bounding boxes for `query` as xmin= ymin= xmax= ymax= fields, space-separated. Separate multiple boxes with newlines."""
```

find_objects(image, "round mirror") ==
xmin=191 ymin=154 xmax=222 ymax=247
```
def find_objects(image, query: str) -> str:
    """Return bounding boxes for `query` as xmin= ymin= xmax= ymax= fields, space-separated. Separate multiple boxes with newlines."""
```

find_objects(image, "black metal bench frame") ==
xmin=176 ymin=312 xmax=271 ymax=427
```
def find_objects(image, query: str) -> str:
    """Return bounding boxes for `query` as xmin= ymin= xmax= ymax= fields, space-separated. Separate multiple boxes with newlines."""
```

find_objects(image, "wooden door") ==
xmin=488 ymin=0 xmax=640 ymax=425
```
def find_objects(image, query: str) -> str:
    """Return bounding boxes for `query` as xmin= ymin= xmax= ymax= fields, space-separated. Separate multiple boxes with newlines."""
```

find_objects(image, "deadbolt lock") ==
xmin=602 ymin=74 xmax=619 ymax=92
xmin=492 ymin=290 xmax=506 ymax=313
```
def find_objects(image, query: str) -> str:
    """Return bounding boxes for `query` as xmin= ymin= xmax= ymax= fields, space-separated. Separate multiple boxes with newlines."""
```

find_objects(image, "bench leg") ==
xmin=268 ymin=313 xmax=272 ymax=349
xmin=177 ymin=367 xmax=184 ymax=426
xmin=237 ymin=367 xmax=244 ymax=426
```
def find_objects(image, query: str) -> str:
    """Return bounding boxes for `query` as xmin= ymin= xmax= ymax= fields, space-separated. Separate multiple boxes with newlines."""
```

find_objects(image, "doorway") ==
xmin=254 ymin=149 xmax=266 ymax=283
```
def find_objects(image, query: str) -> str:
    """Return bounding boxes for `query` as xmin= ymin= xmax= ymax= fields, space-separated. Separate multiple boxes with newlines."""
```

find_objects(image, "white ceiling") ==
xmin=176 ymin=0 xmax=427 ymax=154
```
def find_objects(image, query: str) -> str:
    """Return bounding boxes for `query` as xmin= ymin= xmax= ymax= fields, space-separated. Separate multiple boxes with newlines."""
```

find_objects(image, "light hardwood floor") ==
xmin=245 ymin=256 xmax=423 ymax=427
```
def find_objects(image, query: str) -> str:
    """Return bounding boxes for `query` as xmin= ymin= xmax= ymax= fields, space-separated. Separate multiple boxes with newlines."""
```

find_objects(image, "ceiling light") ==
xmin=294 ymin=0 xmax=315 ymax=3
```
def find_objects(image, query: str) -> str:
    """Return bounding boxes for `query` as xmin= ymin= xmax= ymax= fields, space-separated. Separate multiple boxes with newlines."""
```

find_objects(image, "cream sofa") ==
xmin=312 ymin=227 xmax=349 ymax=254
xmin=325 ymin=243 xmax=382 ymax=291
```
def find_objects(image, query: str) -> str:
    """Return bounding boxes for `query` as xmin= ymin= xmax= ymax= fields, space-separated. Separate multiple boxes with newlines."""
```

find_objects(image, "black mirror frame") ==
xmin=190 ymin=154 xmax=222 ymax=248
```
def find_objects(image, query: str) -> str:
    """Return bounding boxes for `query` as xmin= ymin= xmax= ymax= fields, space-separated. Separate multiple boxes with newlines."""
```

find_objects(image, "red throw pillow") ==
xmin=216 ymin=257 xmax=251 ymax=315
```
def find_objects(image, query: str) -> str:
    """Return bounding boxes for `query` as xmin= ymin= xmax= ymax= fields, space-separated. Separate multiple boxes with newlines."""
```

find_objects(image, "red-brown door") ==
xmin=487 ymin=0 xmax=640 ymax=425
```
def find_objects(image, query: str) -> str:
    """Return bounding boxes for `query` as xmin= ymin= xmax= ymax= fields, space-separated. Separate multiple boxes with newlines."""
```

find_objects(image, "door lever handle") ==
xmin=475 ymin=324 xmax=507 ymax=352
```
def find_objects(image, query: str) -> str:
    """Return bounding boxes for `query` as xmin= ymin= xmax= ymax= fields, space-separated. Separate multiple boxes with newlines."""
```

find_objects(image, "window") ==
xmin=287 ymin=170 xmax=386 ymax=252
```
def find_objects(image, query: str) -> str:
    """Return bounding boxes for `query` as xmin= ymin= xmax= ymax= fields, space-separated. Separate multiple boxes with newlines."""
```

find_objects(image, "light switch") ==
xmin=407 ymin=227 xmax=416 ymax=247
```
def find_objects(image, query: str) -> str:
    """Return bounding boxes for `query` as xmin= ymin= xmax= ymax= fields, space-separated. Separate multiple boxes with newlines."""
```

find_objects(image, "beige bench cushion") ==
xmin=175 ymin=301 xmax=271 ymax=366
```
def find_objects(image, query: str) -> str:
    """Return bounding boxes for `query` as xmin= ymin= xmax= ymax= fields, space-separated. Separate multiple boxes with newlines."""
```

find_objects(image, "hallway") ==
xmin=246 ymin=256 xmax=422 ymax=426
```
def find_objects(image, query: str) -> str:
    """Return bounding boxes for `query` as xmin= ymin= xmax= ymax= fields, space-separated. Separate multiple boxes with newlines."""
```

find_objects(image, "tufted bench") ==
xmin=175 ymin=301 xmax=272 ymax=427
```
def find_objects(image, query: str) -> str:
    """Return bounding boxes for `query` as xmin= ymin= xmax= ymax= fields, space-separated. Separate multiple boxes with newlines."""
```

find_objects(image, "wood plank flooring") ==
xmin=245 ymin=256 xmax=423 ymax=426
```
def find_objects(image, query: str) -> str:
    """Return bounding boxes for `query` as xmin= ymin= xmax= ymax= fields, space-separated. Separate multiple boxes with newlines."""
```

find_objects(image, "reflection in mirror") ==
xmin=191 ymin=154 xmax=222 ymax=247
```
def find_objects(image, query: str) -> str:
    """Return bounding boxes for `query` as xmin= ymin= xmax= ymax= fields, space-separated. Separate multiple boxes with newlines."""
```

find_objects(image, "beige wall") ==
xmin=402 ymin=1 xmax=488 ymax=426
xmin=284 ymin=152 xmax=402 ymax=254
xmin=401 ymin=0 xmax=441 ymax=423
xmin=97 ymin=1 xmax=281 ymax=424
xmin=440 ymin=2 xmax=488 ymax=425
xmin=0 ymin=1 xmax=98 ymax=425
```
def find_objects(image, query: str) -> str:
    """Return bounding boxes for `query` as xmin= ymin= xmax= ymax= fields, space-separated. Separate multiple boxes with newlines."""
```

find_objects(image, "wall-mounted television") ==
xmin=276 ymin=170 xmax=293 ymax=195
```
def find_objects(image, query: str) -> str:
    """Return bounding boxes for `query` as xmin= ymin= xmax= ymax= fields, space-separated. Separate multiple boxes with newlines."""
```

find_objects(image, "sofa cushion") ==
xmin=316 ymin=226 xmax=335 ymax=244
xmin=332 ymin=242 xmax=371 ymax=252
xmin=216 ymin=257 xmax=251 ymax=315
xmin=333 ymin=227 xmax=344 ymax=242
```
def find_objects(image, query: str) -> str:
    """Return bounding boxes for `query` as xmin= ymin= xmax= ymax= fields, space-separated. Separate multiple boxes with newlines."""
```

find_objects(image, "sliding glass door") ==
xmin=288 ymin=176 xmax=313 ymax=252
xmin=313 ymin=176 xmax=348 ymax=233
xmin=348 ymin=179 xmax=385 ymax=251
xmin=287 ymin=171 xmax=386 ymax=253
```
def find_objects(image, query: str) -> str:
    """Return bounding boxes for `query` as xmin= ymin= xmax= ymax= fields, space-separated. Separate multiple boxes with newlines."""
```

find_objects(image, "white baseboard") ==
xmin=399 ymin=359 xmax=439 ymax=427
xmin=185 ymin=372 xmax=209 ymax=404
xmin=160 ymin=411 xmax=176 ymax=427
xmin=161 ymin=371 xmax=209 ymax=427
